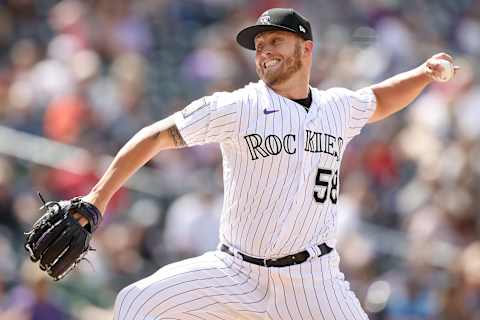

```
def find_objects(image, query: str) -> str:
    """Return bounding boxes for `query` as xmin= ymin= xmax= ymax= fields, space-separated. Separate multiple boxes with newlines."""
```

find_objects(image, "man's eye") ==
xmin=272 ymin=38 xmax=282 ymax=46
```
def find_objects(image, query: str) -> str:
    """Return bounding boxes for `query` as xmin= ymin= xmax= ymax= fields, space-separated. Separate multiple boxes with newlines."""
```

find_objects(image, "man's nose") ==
xmin=259 ymin=47 xmax=273 ymax=58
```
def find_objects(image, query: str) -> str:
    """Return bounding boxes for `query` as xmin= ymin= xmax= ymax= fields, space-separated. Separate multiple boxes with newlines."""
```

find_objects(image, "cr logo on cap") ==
xmin=259 ymin=15 xmax=271 ymax=24
xmin=299 ymin=25 xmax=306 ymax=33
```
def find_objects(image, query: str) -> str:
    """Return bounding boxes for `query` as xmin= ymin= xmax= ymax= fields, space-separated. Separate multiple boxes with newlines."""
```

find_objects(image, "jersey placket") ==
xmin=267 ymin=93 xmax=313 ymax=256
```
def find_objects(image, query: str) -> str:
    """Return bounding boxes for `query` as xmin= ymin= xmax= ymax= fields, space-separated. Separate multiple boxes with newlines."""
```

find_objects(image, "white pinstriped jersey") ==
xmin=113 ymin=82 xmax=376 ymax=320
xmin=174 ymin=80 xmax=376 ymax=259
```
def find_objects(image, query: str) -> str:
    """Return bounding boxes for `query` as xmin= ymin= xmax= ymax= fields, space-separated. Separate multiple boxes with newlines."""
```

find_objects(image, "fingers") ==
xmin=431 ymin=52 xmax=453 ymax=63
xmin=424 ymin=64 xmax=435 ymax=77
xmin=429 ymin=52 xmax=460 ymax=71
xmin=425 ymin=61 xmax=443 ymax=78
xmin=425 ymin=53 xmax=460 ymax=82
xmin=426 ymin=61 xmax=440 ymax=72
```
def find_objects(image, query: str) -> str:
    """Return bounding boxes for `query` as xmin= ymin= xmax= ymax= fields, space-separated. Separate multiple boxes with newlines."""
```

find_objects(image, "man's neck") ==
xmin=266 ymin=72 xmax=310 ymax=100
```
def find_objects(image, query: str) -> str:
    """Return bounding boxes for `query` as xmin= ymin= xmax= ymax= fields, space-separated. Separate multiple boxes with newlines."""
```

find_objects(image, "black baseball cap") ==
xmin=236 ymin=8 xmax=313 ymax=50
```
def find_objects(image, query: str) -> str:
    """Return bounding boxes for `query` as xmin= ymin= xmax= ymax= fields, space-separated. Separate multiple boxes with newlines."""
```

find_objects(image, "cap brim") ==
xmin=236 ymin=24 xmax=300 ymax=50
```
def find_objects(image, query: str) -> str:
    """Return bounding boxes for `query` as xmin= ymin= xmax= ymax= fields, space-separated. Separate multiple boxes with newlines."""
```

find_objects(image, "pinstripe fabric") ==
xmin=174 ymin=82 xmax=376 ymax=258
xmin=115 ymin=82 xmax=376 ymax=319
xmin=114 ymin=251 xmax=270 ymax=320
xmin=113 ymin=250 xmax=368 ymax=319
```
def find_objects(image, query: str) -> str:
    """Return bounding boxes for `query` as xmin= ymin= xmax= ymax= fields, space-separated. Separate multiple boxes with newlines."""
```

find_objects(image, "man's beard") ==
xmin=256 ymin=43 xmax=303 ymax=86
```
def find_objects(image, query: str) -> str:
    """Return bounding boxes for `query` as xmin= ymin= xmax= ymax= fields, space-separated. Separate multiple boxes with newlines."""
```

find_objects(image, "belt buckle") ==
xmin=263 ymin=258 xmax=268 ymax=267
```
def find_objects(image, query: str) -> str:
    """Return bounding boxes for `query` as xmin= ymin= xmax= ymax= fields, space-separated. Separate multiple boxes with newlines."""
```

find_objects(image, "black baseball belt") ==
xmin=220 ymin=243 xmax=332 ymax=268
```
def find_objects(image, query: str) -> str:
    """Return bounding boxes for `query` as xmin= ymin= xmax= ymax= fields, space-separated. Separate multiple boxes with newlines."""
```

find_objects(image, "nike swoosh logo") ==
xmin=263 ymin=108 xmax=279 ymax=115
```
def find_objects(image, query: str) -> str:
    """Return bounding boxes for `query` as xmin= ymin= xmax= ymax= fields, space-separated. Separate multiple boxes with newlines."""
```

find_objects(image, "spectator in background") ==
xmin=163 ymin=191 xmax=222 ymax=261
xmin=2 ymin=262 xmax=71 ymax=320
xmin=439 ymin=242 xmax=480 ymax=320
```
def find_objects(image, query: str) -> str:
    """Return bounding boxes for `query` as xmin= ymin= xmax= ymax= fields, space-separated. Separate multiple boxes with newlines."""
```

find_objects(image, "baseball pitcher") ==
xmin=25 ymin=8 xmax=457 ymax=320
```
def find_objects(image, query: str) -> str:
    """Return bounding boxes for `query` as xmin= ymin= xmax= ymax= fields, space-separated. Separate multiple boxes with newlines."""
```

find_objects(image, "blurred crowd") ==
xmin=0 ymin=0 xmax=479 ymax=319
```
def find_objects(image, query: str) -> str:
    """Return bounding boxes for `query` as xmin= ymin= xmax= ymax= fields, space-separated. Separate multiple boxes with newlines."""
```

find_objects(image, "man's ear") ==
xmin=303 ymin=40 xmax=314 ymax=56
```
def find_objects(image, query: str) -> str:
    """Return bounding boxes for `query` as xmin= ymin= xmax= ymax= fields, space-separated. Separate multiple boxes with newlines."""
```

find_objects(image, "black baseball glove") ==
xmin=24 ymin=194 xmax=102 ymax=281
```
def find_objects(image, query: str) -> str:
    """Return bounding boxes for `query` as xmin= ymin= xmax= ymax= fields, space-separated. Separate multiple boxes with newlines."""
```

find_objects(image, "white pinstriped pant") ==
xmin=113 ymin=250 xmax=368 ymax=320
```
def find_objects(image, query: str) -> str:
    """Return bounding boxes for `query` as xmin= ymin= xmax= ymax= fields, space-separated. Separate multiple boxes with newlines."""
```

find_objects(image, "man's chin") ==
xmin=263 ymin=75 xmax=287 ymax=86
xmin=260 ymin=71 xmax=281 ymax=85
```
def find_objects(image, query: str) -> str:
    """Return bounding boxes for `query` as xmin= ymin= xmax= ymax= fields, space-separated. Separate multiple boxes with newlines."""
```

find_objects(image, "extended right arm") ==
xmin=82 ymin=114 xmax=186 ymax=214
xmin=368 ymin=52 xmax=457 ymax=122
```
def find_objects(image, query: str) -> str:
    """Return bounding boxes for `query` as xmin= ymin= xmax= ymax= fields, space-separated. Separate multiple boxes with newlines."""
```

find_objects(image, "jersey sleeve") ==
xmin=173 ymin=91 xmax=240 ymax=146
xmin=328 ymin=87 xmax=377 ymax=139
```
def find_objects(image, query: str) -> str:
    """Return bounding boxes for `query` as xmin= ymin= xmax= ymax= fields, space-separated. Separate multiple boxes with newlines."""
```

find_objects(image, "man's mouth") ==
xmin=264 ymin=59 xmax=281 ymax=69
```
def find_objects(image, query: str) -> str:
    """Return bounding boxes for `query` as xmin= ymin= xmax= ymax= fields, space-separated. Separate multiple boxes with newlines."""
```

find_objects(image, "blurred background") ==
xmin=0 ymin=0 xmax=479 ymax=319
